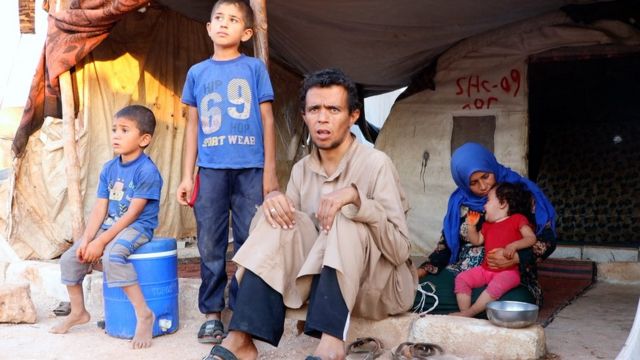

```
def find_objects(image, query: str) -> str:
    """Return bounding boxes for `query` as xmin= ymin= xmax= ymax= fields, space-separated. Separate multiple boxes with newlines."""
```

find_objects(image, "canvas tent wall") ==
xmin=4 ymin=0 xmax=639 ymax=259
xmin=5 ymin=4 xmax=304 ymax=259
xmin=376 ymin=13 xmax=640 ymax=255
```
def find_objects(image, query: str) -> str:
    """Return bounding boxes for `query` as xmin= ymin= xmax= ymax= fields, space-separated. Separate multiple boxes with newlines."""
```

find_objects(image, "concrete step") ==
xmin=2 ymin=260 xmax=548 ymax=359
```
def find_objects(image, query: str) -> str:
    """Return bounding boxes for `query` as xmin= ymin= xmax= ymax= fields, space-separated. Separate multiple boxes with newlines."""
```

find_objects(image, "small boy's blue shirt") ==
xmin=181 ymin=54 xmax=274 ymax=169
xmin=97 ymin=153 xmax=163 ymax=239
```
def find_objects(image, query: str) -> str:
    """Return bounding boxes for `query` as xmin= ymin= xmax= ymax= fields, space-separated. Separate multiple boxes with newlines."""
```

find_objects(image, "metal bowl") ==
xmin=486 ymin=301 xmax=539 ymax=328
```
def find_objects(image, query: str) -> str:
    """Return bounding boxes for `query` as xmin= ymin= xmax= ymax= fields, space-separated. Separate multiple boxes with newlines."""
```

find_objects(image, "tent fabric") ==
xmin=9 ymin=6 xmax=304 ymax=259
xmin=13 ymin=0 xmax=149 ymax=156
xmin=159 ymin=0 xmax=566 ymax=95
xmin=14 ymin=0 xmax=571 ymax=156
xmin=375 ymin=18 xmax=640 ymax=255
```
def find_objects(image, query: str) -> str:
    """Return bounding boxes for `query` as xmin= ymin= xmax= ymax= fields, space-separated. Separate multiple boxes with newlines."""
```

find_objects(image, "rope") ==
xmin=412 ymin=280 xmax=439 ymax=316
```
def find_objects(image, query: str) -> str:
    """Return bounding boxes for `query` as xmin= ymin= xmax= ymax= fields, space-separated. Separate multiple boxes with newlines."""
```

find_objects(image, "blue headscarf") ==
xmin=443 ymin=143 xmax=556 ymax=264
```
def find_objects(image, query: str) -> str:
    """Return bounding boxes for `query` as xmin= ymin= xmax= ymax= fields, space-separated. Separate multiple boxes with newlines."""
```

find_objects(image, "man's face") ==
xmin=302 ymin=85 xmax=359 ymax=151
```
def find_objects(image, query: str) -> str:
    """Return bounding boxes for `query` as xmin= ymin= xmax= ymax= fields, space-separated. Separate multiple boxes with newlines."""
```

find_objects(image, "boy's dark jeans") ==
xmin=194 ymin=167 xmax=263 ymax=314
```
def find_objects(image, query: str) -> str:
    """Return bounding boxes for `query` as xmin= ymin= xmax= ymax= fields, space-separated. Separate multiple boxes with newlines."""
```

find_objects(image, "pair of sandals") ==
xmin=203 ymin=336 xmax=443 ymax=360
xmin=306 ymin=337 xmax=385 ymax=360
xmin=205 ymin=337 xmax=385 ymax=360
xmin=392 ymin=342 xmax=444 ymax=359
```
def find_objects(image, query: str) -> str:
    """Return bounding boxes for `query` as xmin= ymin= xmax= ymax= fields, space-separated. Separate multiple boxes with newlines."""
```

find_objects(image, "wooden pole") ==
xmin=250 ymin=0 xmax=269 ymax=67
xmin=56 ymin=0 xmax=85 ymax=239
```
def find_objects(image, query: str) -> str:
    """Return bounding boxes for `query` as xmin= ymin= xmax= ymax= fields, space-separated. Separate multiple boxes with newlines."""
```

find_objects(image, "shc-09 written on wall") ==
xmin=455 ymin=69 xmax=522 ymax=110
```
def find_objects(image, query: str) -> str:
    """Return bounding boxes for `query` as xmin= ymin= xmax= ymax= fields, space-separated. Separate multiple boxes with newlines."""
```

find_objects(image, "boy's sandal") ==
xmin=53 ymin=301 xmax=71 ymax=316
xmin=346 ymin=337 xmax=385 ymax=359
xmin=197 ymin=319 xmax=225 ymax=344
xmin=392 ymin=342 xmax=444 ymax=359
xmin=202 ymin=345 xmax=238 ymax=360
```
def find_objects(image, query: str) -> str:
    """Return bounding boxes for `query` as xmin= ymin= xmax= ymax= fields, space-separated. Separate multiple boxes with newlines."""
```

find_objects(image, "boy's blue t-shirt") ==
xmin=181 ymin=54 xmax=274 ymax=169
xmin=97 ymin=153 xmax=163 ymax=239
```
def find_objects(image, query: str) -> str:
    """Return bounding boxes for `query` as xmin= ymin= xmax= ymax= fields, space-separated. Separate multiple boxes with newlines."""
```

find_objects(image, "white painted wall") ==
xmin=376 ymin=16 xmax=640 ymax=255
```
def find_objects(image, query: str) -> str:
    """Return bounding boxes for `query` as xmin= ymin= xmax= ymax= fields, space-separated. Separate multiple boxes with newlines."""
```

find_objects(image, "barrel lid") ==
xmin=134 ymin=237 xmax=177 ymax=255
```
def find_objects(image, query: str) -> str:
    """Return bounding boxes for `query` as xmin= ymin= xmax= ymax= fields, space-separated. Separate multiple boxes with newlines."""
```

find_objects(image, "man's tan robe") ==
xmin=234 ymin=139 xmax=417 ymax=320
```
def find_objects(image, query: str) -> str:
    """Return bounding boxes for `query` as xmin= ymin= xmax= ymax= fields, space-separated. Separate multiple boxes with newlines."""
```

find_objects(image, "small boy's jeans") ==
xmin=60 ymin=227 xmax=149 ymax=287
xmin=194 ymin=167 xmax=263 ymax=314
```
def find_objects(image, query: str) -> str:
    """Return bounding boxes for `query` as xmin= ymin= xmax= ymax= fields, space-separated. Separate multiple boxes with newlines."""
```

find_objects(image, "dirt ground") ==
xmin=0 ymin=281 xmax=637 ymax=359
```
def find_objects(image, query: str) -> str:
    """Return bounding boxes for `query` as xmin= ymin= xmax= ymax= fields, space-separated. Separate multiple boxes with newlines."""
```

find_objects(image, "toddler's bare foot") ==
xmin=49 ymin=310 xmax=91 ymax=334
xmin=131 ymin=309 xmax=155 ymax=349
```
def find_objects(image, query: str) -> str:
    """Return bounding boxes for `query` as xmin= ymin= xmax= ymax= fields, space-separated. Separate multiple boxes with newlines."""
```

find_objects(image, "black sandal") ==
xmin=198 ymin=319 xmax=225 ymax=344
xmin=346 ymin=337 xmax=384 ymax=359
xmin=392 ymin=342 xmax=443 ymax=359
xmin=202 ymin=345 xmax=238 ymax=360
xmin=53 ymin=301 xmax=71 ymax=316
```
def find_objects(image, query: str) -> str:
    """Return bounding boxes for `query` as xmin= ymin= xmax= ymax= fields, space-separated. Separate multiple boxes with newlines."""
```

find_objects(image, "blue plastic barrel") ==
xmin=103 ymin=237 xmax=179 ymax=339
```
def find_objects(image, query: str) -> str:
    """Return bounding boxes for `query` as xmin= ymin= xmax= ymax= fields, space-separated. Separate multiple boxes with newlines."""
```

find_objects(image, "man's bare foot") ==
xmin=313 ymin=333 xmax=346 ymax=360
xmin=211 ymin=331 xmax=258 ymax=360
xmin=131 ymin=309 xmax=155 ymax=349
xmin=49 ymin=310 xmax=91 ymax=334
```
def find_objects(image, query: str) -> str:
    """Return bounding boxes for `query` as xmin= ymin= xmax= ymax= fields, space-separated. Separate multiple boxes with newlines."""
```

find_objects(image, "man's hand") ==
xmin=316 ymin=186 xmax=359 ymax=233
xmin=83 ymin=238 xmax=106 ymax=263
xmin=263 ymin=191 xmax=296 ymax=229
xmin=176 ymin=178 xmax=194 ymax=206
xmin=486 ymin=248 xmax=519 ymax=269
xmin=466 ymin=210 xmax=481 ymax=226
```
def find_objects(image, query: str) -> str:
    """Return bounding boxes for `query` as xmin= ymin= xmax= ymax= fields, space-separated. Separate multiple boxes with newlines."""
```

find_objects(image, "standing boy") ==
xmin=176 ymin=0 xmax=278 ymax=344
xmin=51 ymin=105 xmax=163 ymax=350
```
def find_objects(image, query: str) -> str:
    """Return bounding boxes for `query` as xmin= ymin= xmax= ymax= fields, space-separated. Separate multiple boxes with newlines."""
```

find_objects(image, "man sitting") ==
xmin=205 ymin=68 xmax=417 ymax=360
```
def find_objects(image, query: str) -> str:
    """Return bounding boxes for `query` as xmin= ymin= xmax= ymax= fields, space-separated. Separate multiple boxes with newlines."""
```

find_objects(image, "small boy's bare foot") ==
xmin=131 ymin=310 xmax=155 ymax=349
xmin=49 ymin=310 xmax=91 ymax=334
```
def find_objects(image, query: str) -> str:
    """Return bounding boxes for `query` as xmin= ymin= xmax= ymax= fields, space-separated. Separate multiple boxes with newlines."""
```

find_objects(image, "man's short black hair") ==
xmin=115 ymin=105 xmax=156 ymax=136
xmin=211 ymin=0 xmax=254 ymax=30
xmin=299 ymin=68 xmax=361 ymax=113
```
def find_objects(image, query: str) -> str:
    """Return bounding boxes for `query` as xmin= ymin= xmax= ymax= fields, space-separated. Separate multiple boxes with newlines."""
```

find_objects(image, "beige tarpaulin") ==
xmin=9 ymin=7 xmax=303 ymax=259
xmin=376 ymin=15 xmax=640 ymax=255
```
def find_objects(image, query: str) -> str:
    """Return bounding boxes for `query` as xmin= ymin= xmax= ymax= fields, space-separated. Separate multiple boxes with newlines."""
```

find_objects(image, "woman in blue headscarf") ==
xmin=413 ymin=142 xmax=556 ymax=314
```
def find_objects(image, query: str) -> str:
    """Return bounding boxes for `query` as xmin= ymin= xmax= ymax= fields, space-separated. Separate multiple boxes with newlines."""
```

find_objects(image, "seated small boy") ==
xmin=50 ymin=105 xmax=163 ymax=349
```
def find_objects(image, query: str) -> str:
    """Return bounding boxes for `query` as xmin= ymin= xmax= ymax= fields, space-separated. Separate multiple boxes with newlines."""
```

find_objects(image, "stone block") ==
xmin=410 ymin=314 xmax=546 ymax=360
xmin=5 ymin=260 xmax=71 ymax=301
xmin=0 ymin=282 xmax=37 ymax=323
xmin=178 ymin=278 xmax=202 ymax=322
xmin=598 ymin=262 xmax=640 ymax=284
xmin=87 ymin=271 xmax=104 ymax=318
xmin=583 ymin=247 xmax=637 ymax=263
xmin=347 ymin=312 xmax=418 ymax=347
xmin=0 ymin=261 xmax=9 ymax=283
xmin=548 ymin=245 xmax=582 ymax=260
xmin=283 ymin=307 xmax=418 ymax=350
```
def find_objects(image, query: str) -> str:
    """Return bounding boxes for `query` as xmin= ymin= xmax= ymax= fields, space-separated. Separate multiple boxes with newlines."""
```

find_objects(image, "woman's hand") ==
xmin=486 ymin=248 xmax=519 ymax=269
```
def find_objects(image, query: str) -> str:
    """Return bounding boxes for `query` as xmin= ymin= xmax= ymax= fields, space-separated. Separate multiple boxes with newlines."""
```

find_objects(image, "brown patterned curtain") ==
xmin=13 ymin=0 xmax=148 ymax=156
